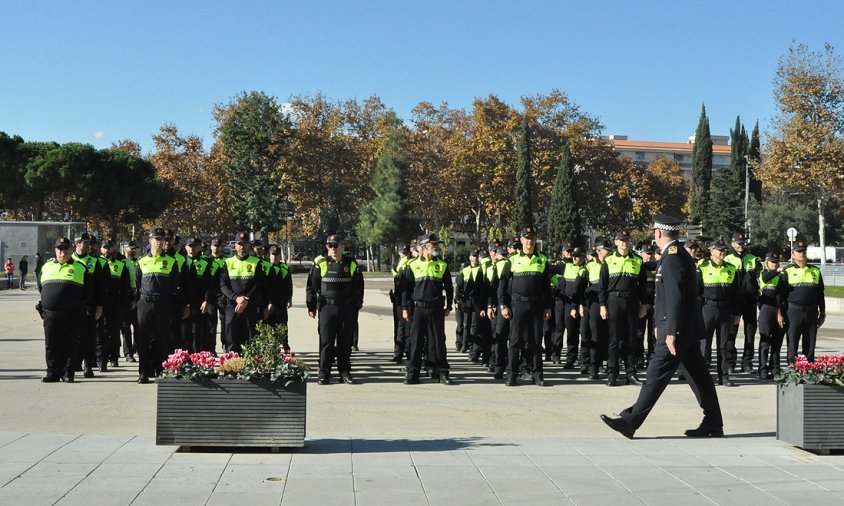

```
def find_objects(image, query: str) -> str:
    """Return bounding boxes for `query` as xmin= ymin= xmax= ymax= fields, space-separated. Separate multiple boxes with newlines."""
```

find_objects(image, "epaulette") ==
xmin=668 ymin=245 xmax=678 ymax=255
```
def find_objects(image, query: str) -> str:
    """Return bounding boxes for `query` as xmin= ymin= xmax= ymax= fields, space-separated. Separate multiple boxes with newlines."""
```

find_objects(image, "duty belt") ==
xmin=322 ymin=297 xmax=351 ymax=305
xmin=414 ymin=300 xmax=443 ymax=308
xmin=609 ymin=291 xmax=633 ymax=298
xmin=141 ymin=294 xmax=168 ymax=302
xmin=511 ymin=294 xmax=543 ymax=302
xmin=788 ymin=303 xmax=815 ymax=312
xmin=703 ymin=299 xmax=729 ymax=308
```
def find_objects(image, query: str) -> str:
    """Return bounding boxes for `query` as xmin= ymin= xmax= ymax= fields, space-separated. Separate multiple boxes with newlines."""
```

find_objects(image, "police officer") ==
xmin=684 ymin=239 xmax=704 ymax=267
xmin=584 ymin=241 xmax=611 ymax=379
xmin=266 ymin=244 xmax=293 ymax=333
xmin=599 ymin=230 xmax=648 ymax=386
xmin=220 ymin=231 xmax=266 ymax=353
xmin=559 ymin=246 xmax=588 ymax=370
xmin=164 ymin=231 xmax=191 ymax=351
xmin=698 ymin=239 xmax=741 ymax=387
xmin=121 ymin=241 xmax=139 ymax=362
xmin=758 ymin=252 xmax=785 ymax=379
xmin=134 ymin=228 xmax=179 ymax=383
xmin=781 ymin=240 xmax=825 ymax=364
xmin=498 ymin=226 xmax=552 ymax=387
xmin=725 ymin=232 xmax=761 ymax=373
xmin=638 ymin=243 xmax=657 ymax=367
xmin=71 ymin=232 xmax=104 ymax=378
xmin=488 ymin=246 xmax=510 ymax=380
xmin=306 ymin=234 xmax=364 ymax=385
xmin=101 ymin=239 xmax=129 ymax=369
xmin=37 ymin=237 xmax=94 ymax=382
xmin=602 ymin=215 xmax=723 ymax=439
xmin=186 ymin=237 xmax=212 ymax=352
xmin=401 ymin=233 xmax=454 ymax=385
xmin=209 ymin=238 xmax=227 ymax=353
xmin=391 ymin=244 xmax=412 ymax=362
xmin=457 ymin=250 xmax=490 ymax=365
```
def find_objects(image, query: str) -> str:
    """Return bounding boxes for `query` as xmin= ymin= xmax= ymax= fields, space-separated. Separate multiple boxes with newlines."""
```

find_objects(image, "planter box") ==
xmin=156 ymin=378 xmax=306 ymax=448
xmin=777 ymin=383 xmax=844 ymax=451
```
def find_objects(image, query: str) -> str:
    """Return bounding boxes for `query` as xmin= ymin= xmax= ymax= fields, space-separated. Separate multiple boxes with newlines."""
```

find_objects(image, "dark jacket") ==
xmin=654 ymin=240 xmax=704 ymax=344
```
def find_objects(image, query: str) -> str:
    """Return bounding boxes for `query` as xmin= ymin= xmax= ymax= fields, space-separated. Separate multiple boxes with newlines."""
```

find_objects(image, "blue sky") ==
xmin=2 ymin=1 xmax=843 ymax=153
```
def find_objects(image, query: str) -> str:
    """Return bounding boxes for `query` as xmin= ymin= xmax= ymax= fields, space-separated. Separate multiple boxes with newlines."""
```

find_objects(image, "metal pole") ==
xmin=744 ymin=155 xmax=750 ymax=237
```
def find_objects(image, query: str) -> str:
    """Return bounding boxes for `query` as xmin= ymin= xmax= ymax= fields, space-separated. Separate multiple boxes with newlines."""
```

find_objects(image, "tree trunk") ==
xmin=818 ymin=197 xmax=826 ymax=266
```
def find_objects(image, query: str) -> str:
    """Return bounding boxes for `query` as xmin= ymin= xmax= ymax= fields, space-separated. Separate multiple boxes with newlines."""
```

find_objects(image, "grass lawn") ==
xmin=826 ymin=286 xmax=844 ymax=298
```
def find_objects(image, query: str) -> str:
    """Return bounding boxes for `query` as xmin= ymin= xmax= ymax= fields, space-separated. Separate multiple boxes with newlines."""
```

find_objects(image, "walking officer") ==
xmin=725 ymin=232 xmax=761 ymax=373
xmin=71 ymin=232 xmax=104 ymax=378
xmin=37 ymin=237 xmax=94 ymax=382
xmin=306 ymin=234 xmax=364 ymax=385
xmin=400 ymin=233 xmax=454 ymax=385
xmin=220 ymin=231 xmax=266 ymax=353
xmin=498 ymin=226 xmax=553 ymax=387
xmin=134 ymin=228 xmax=179 ymax=383
xmin=698 ymin=239 xmax=741 ymax=387
xmin=599 ymin=230 xmax=648 ymax=386
xmin=758 ymin=252 xmax=785 ymax=379
xmin=781 ymin=240 xmax=825 ymax=364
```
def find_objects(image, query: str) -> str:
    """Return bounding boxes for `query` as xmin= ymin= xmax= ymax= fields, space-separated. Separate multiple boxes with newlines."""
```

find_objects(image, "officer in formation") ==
xmin=698 ymin=239 xmax=741 ymax=387
xmin=781 ymin=240 xmax=825 ymax=364
xmin=306 ymin=234 xmax=364 ymax=385
xmin=637 ymin=243 xmax=657 ymax=368
xmin=557 ymin=246 xmax=587 ymax=371
xmin=757 ymin=252 xmax=784 ymax=379
xmin=99 ymin=239 xmax=129 ymax=371
xmin=455 ymin=250 xmax=491 ymax=366
xmin=121 ymin=241 xmax=139 ymax=363
xmin=725 ymin=232 xmax=761 ymax=374
xmin=220 ymin=231 xmax=266 ymax=353
xmin=71 ymin=232 xmax=104 ymax=378
xmin=390 ymin=243 xmax=412 ymax=363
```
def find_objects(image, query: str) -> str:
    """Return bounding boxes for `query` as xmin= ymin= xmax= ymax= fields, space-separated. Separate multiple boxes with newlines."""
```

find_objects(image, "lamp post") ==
xmin=743 ymin=154 xmax=751 ymax=240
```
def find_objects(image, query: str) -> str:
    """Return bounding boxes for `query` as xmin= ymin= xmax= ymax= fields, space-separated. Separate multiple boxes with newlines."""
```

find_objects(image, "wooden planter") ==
xmin=156 ymin=378 xmax=306 ymax=448
xmin=777 ymin=383 xmax=844 ymax=451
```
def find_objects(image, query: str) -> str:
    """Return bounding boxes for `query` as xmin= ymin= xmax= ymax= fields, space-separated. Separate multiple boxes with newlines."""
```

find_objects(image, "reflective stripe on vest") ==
xmin=40 ymin=260 xmax=85 ymax=286
xmin=605 ymin=253 xmax=641 ymax=279
xmin=319 ymin=258 xmax=357 ymax=280
xmin=510 ymin=252 xmax=547 ymax=277
xmin=108 ymin=259 xmax=125 ymax=279
xmin=410 ymin=258 xmax=447 ymax=282
xmin=785 ymin=265 xmax=821 ymax=287
xmin=700 ymin=261 xmax=737 ymax=287
xmin=225 ymin=256 xmax=261 ymax=279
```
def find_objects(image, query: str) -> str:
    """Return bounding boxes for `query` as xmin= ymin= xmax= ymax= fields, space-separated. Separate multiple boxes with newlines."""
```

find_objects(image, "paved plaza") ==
xmin=2 ymin=278 xmax=844 ymax=505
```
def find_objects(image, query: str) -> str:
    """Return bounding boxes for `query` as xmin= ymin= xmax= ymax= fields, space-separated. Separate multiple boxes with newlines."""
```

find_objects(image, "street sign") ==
xmin=687 ymin=224 xmax=702 ymax=239
xmin=787 ymin=227 xmax=798 ymax=241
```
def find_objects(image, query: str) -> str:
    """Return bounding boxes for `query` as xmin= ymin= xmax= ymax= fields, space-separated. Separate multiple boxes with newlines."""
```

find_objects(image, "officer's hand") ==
xmin=579 ymin=305 xmax=585 ymax=318
xmin=600 ymin=305 xmax=608 ymax=320
xmin=501 ymin=307 xmax=511 ymax=320
xmin=308 ymin=311 xmax=316 ymax=319
xmin=287 ymin=301 xmax=293 ymax=309
xmin=544 ymin=308 xmax=552 ymax=321
xmin=235 ymin=296 xmax=247 ymax=305
xmin=479 ymin=309 xmax=486 ymax=318
xmin=570 ymin=308 xmax=577 ymax=319
xmin=200 ymin=301 xmax=208 ymax=314
xmin=666 ymin=335 xmax=677 ymax=356
xmin=487 ymin=308 xmax=495 ymax=319
xmin=267 ymin=303 xmax=275 ymax=314
xmin=182 ymin=307 xmax=190 ymax=320
xmin=777 ymin=313 xmax=785 ymax=328
xmin=818 ymin=314 xmax=826 ymax=328
xmin=638 ymin=304 xmax=648 ymax=319
xmin=95 ymin=306 xmax=103 ymax=320
xmin=402 ymin=309 xmax=409 ymax=321
xmin=444 ymin=308 xmax=451 ymax=317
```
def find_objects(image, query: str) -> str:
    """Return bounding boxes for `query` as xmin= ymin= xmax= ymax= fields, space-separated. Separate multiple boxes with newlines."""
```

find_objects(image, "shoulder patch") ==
xmin=668 ymin=246 xmax=677 ymax=254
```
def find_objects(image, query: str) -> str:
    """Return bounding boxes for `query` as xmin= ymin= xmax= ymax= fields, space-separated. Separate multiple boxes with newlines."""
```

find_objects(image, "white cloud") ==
xmin=93 ymin=130 xmax=106 ymax=140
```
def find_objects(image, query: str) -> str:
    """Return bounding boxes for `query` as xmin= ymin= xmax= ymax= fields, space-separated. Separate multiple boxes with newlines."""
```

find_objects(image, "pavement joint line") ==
xmin=203 ymin=452 xmax=233 ymax=506
xmin=463 ymin=448 xmax=504 ymax=506
xmin=350 ymin=437 xmax=357 ymax=506
xmin=49 ymin=433 xmax=136 ymax=506
xmin=703 ymin=464 xmax=790 ymax=504
xmin=628 ymin=441 xmax=719 ymax=505
xmin=517 ymin=443 xmax=575 ymax=504
xmin=1 ymin=432 xmax=82 ymax=488
xmin=406 ymin=441 xmax=432 ymax=506
xmin=572 ymin=441 xmax=645 ymax=503
xmin=0 ymin=432 xmax=28 ymax=451
xmin=277 ymin=446 xmax=294 ymax=505
xmin=769 ymin=461 xmax=834 ymax=492
xmin=127 ymin=437 xmax=175 ymax=506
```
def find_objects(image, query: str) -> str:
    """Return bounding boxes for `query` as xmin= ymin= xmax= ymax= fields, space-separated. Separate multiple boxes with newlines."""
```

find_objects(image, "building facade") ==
xmin=605 ymin=135 xmax=732 ymax=178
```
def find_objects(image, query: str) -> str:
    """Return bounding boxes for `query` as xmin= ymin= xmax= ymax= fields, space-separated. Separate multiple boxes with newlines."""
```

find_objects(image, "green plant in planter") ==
xmin=242 ymin=322 xmax=310 ymax=386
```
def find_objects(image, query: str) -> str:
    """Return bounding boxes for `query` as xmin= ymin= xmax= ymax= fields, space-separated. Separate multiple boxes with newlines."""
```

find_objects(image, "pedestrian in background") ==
xmin=19 ymin=255 xmax=29 ymax=290
xmin=4 ymin=258 xmax=14 ymax=289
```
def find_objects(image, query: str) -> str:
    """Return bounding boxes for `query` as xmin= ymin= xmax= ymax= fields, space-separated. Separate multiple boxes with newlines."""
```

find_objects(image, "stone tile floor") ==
xmin=1 ymin=432 xmax=843 ymax=505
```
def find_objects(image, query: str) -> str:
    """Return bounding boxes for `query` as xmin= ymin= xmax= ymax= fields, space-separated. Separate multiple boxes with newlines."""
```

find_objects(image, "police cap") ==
xmin=210 ymin=237 xmax=222 ymax=246
xmin=519 ymin=226 xmax=536 ymax=239
xmin=765 ymin=252 xmax=781 ymax=263
xmin=418 ymin=233 xmax=440 ymax=246
xmin=89 ymin=235 xmax=100 ymax=245
xmin=709 ymin=239 xmax=729 ymax=251
xmin=684 ymin=239 xmax=700 ymax=250
xmin=400 ymin=243 xmax=411 ymax=254
xmin=653 ymin=214 xmax=684 ymax=232
xmin=325 ymin=234 xmax=343 ymax=245
xmin=615 ymin=230 xmax=631 ymax=241
xmin=173 ymin=235 xmax=181 ymax=245
xmin=269 ymin=244 xmax=282 ymax=255
xmin=563 ymin=241 xmax=574 ymax=252
xmin=571 ymin=247 xmax=586 ymax=258
xmin=74 ymin=231 xmax=91 ymax=243
xmin=148 ymin=228 xmax=165 ymax=239
xmin=469 ymin=249 xmax=479 ymax=258
xmin=234 ymin=231 xmax=250 ymax=244
xmin=732 ymin=232 xmax=747 ymax=244
xmin=597 ymin=240 xmax=613 ymax=251
xmin=509 ymin=237 xmax=521 ymax=248
xmin=102 ymin=239 xmax=114 ymax=249
xmin=793 ymin=240 xmax=808 ymax=252
xmin=55 ymin=237 xmax=72 ymax=250
xmin=126 ymin=241 xmax=138 ymax=248
xmin=496 ymin=246 xmax=507 ymax=256
xmin=479 ymin=249 xmax=490 ymax=258
xmin=252 ymin=239 xmax=264 ymax=248
xmin=187 ymin=236 xmax=202 ymax=247
xmin=164 ymin=229 xmax=175 ymax=241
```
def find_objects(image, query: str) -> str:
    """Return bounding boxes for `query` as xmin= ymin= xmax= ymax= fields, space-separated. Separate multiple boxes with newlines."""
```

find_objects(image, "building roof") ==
xmin=610 ymin=139 xmax=731 ymax=155
xmin=0 ymin=221 xmax=87 ymax=226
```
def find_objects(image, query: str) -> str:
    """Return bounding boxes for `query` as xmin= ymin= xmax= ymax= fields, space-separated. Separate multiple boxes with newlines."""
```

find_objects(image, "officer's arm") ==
xmin=220 ymin=263 xmax=237 ymax=303
xmin=400 ymin=266 xmax=413 ymax=309
xmin=543 ymin=261 xmax=554 ymax=309
xmin=574 ymin=270 xmax=587 ymax=304
xmin=443 ymin=264 xmax=454 ymax=309
xmin=455 ymin=272 xmax=464 ymax=301
xmin=730 ymin=268 xmax=742 ymax=316
xmin=245 ymin=262 xmax=264 ymax=301
xmin=637 ymin=260 xmax=648 ymax=303
xmin=135 ymin=263 xmax=142 ymax=293
xmin=283 ymin=269 xmax=293 ymax=305
xmin=487 ymin=269 xmax=498 ymax=308
xmin=696 ymin=266 xmax=704 ymax=298
xmin=818 ymin=270 xmax=826 ymax=315
xmin=598 ymin=262 xmax=609 ymax=305
xmin=83 ymin=267 xmax=95 ymax=306
xmin=778 ymin=270 xmax=790 ymax=313
xmin=353 ymin=261 xmax=364 ymax=308
xmin=119 ymin=267 xmax=130 ymax=303
xmin=761 ymin=269 xmax=779 ymax=283
xmin=661 ymin=254 xmax=685 ymax=338
xmin=497 ymin=262 xmax=511 ymax=308
xmin=305 ymin=266 xmax=319 ymax=312
xmin=199 ymin=268 xmax=212 ymax=303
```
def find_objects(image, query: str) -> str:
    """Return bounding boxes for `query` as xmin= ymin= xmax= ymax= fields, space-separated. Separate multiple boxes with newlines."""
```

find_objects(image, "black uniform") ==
xmin=758 ymin=266 xmax=784 ymax=377
xmin=488 ymin=256 xmax=510 ymax=378
xmin=456 ymin=262 xmax=491 ymax=365
xmin=599 ymin=250 xmax=648 ymax=382
xmin=725 ymin=246 xmax=762 ymax=371
xmin=558 ymin=260 xmax=587 ymax=368
xmin=618 ymin=239 xmax=723 ymax=432
xmin=780 ymin=261 xmax=825 ymax=364
xmin=134 ymin=252 xmax=180 ymax=380
xmin=698 ymin=257 xmax=741 ymax=383
xmin=101 ymin=255 xmax=130 ymax=368
xmin=71 ymin=251 xmax=105 ymax=375
xmin=219 ymin=254 xmax=266 ymax=353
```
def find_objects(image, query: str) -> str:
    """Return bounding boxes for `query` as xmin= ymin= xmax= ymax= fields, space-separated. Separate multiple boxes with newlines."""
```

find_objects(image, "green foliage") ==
xmin=216 ymin=91 xmax=292 ymax=237
xmin=748 ymin=191 xmax=819 ymax=252
xmin=747 ymin=121 xmax=762 ymax=201
xmin=690 ymin=104 xmax=713 ymax=232
xmin=512 ymin=116 xmax=535 ymax=233
xmin=546 ymin=142 xmax=580 ymax=253
xmin=709 ymin=116 xmax=747 ymax=239
xmin=242 ymin=322 xmax=309 ymax=386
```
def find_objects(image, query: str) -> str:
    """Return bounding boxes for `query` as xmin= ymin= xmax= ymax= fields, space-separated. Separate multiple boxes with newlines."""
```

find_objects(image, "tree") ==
xmin=709 ymin=116 xmax=746 ymax=239
xmin=512 ymin=116 xmax=535 ymax=232
xmin=748 ymin=191 xmax=820 ymax=253
xmin=546 ymin=142 xmax=580 ymax=253
xmin=761 ymin=42 xmax=844 ymax=263
xmin=747 ymin=121 xmax=762 ymax=201
xmin=621 ymin=156 xmax=689 ymax=234
xmin=690 ymin=104 xmax=713 ymax=236
xmin=356 ymin=113 xmax=413 ymax=268
xmin=214 ymin=91 xmax=292 ymax=238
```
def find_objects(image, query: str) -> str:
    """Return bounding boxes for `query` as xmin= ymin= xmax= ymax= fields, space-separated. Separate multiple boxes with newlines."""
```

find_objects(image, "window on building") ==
xmin=635 ymin=152 xmax=645 ymax=161
xmin=673 ymin=153 xmax=684 ymax=162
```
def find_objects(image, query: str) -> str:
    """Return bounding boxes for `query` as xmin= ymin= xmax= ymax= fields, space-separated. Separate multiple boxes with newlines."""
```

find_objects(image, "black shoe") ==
xmin=534 ymin=379 xmax=547 ymax=387
xmin=520 ymin=372 xmax=531 ymax=380
xmin=607 ymin=374 xmax=619 ymax=387
xmin=551 ymin=357 xmax=560 ymax=365
xmin=110 ymin=360 xmax=119 ymax=368
xmin=723 ymin=376 xmax=737 ymax=387
xmin=764 ymin=371 xmax=774 ymax=380
xmin=627 ymin=374 xmax=642 ymax=386
xmin=99 ymin=363 xmax=108 ymax=373
xmin=391 ymin=356 xmax=403 ymax=364
xmin=580 ymin=366 xmax=590 ymax=375
xmin=684 ymin=426 xmax=724 ymax=438
xmin=493 ymin=371 xmax=504 ymax=380
xmin=62 ymin=374 xmax=75 ymax=383
xmin=83 ymin=368 xmax=95 ymax=378
xmin=126 ymin=354 xmax=137 ymax=363
xmin=440 ymin=374 xmax=453 ymax=385
xmin=340 ymin=374 xmax=358 ymax=385
xmin=600 ymin=414 xmax=635 ymax=439
xmin=318 ymin=376 xmax=330 ymax=385
xmin=404 ymin=376 xmax=420 ymax=385
xmin=505 ymin=376 xmax=517 ymax=386
xmin=352 ymin=345 xmax=359 ymax=352
xmin=589 ymin=372 xmax=599 ymax=380
xmin=137 ymin=375 xmax=149 ymax=384
xmin=742 ymin=364 xmax=754 ymax=374
xmin=41 ymin=375 xmax=61 ymax=383
xmin=563 ymin=362 xmax=575 ymax=370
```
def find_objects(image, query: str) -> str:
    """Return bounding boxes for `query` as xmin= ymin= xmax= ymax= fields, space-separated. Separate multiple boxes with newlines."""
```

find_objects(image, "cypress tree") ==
xmin=690 ymin=104 xmax=713 ymax=235
xmin=747 ymin=121 xmax=762 ymax=201
xmin=512 ymin=116 xmax=535 ymax=233
xmin=709 ymin=116 xmax=746 ymax=238
xmin=547 ymin=142 xmax=580 ymax=254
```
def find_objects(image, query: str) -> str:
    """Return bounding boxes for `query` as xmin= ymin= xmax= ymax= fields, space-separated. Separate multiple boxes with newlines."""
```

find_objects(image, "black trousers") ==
xmin=491 ymin=310 xmax=510 ymax=374
xmin=318 ymin=303 xmax=355 ymax=377
xmin=786 ymin=307 xmax=819 ymax=364
xmin=170 ymin=304 xmax=187 ymax=352
xmin=620 ymin=328 xmax=723 ymax=431
xmin=467 ymin=304 xmax=491 ymax=364
xmin=202 ymin=303 xmax=220 ymax=353
xmin=701 ymin=302 xmax=734 ymax=380
xmin=44 ymin=309 xmax=81 ymax=379
xmin=638 ymin=306 xmax=655 ymax=361
xmin=507 ymin=301 xmax=544 ymax=380
xmin=217 ymin=298 xmax=227 ymax=352
xmin=224 ymin=303 xmax=259 ymax=353
xmin=587 ymin=300 xmax=607 ymax=373
xmin=736 ymin=299 xmax=758 ymax=368
xmin=408 ymin=305 xmax=449 ymax=376
xmin=549 ymin=299 xmax=565 ymax=360
xmin=606 ymin=295 xmax=639 ymax=376
xmin=136 ymin=297 xmax=172 ymax=377
xmin=564 ymin=302 xmax=581 ymax=364
xmin=100 ymin=303 xmax=123 ymax=362
xmin=579 ymin=304 xmax=592 ymax=368
xmin=758 ymin=304 xmax=784 ymax=374
xmin=392 ymin=299 xmax=402 ymax=357
xmin=121 ymin=304 xmax=138 ymax=356
xmin=76 ymin=307 xmax=97 ymax=371
xmin=454 ymin=308 xmax=465 ymax=350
